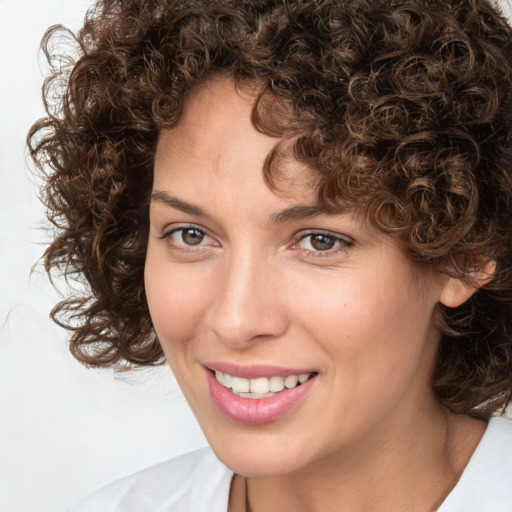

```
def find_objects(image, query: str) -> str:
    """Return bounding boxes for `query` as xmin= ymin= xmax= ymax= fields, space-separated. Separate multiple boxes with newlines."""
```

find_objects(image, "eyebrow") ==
xmin=151 ymin=190 xmax=327 ymax=223
xmin=270 ymin=205 xmax=324 ymax=223
xmin=151 ymin=191 xmax=207 ymax=217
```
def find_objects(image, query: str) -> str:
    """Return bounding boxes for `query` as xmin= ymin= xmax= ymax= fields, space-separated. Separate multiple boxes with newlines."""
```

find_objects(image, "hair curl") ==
xmin=28 ymin=0 xmax=512 ymax=416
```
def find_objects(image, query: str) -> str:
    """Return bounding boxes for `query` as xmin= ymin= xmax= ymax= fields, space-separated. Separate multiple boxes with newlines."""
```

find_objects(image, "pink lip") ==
xmin=205 ymin=368 xmax=317 ymax=425
xmin=204 ymin=362 xmax=314 ymax=379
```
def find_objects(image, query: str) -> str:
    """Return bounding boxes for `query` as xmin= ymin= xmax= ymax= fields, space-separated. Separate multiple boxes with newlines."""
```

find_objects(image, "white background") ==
xmin=0 ymin=2 xmax=207 ymax=512
xmin=1 ymin=1 xmax=512 ymax=512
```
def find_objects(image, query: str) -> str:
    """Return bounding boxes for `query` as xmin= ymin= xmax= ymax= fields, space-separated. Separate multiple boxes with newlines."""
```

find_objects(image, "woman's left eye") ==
xmin=295 ymin=232 xmax=352 ymax=254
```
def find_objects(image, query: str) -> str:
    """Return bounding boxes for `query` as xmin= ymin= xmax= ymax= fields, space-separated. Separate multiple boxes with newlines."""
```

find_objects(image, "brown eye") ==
xmin=309 ymin=234 xmax=337 ymax=251
xmin=296 ymin=231 xmax=352 ymax=255
xmin=162 ymin=225 xmax=217 ymax=252
xmin=180 ymin=228 xmax=205 ymax=246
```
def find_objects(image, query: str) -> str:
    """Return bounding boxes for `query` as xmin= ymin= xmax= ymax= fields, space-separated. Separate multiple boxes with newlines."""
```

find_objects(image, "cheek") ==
xmin=292 ymin=265 xmax=437 ymax=381
xmin=144 ymin=252 xmax=210 ymax=354
xmin=297 ymin=272 xmax=439 ymax=438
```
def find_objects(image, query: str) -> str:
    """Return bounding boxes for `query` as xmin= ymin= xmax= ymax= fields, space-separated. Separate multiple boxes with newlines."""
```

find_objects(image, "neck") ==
xmin=241 ymin=408 xmax=486 ymax=512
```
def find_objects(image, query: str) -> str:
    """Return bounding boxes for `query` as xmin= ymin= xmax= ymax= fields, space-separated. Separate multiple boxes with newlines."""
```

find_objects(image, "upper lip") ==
xmin=203 ymin=362 xmax=316 ymax=379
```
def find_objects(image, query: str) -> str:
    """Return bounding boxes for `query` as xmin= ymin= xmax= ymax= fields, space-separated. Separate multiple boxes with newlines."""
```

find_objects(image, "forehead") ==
xmin=154 ymin=79 xmax=321 ymax=205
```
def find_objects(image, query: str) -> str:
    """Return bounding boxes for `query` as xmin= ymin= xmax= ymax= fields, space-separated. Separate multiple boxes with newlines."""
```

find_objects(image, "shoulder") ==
xmin=439 ymin=416 xmax=512 ymax=512
xmin=67 ymin=447 xmax=234 ymax=512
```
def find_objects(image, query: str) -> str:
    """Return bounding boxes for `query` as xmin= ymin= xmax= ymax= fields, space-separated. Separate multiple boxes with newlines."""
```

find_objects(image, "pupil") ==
xmin=182 ymin=229 xmax=204 ymax=245
xmin=311 ymin=234 xmax=335 ymax=251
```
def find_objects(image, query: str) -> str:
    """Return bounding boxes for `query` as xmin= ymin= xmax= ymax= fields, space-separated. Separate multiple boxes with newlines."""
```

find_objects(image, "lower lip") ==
xmin=206 ymin=370 xmax=317 ymax=425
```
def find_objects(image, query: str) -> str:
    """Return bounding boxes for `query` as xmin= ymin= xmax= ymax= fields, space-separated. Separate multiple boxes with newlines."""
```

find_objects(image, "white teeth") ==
xmin=238 ymin=392 xmax=275 ymax=399
xmin=222 ymin=373 xmax=232 ymax=387
xmin=249 ymin=377 xmax=270 ymax=394
xmin=214 ymin=371 xmax=312 ymax=396
xmin=231 ymin=377 xmax=250 ymax=393
xmin=269 ymin=376 xmax=285 ymax=392
xmin=284 ymin=375 xmax=298 ymax=388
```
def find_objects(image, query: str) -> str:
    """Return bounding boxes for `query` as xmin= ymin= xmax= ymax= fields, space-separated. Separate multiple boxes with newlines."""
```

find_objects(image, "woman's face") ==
xmin=145 ymin=79 xmax=451 ymax=477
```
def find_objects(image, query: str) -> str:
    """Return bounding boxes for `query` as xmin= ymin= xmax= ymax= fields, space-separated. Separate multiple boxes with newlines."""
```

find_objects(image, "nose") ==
xmin=206 ymin=250 xmax=289 ymax=348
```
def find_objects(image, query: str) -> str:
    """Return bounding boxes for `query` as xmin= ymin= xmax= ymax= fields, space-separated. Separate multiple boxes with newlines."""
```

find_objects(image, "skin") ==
xmin=144 ymin=78 xmax=487 ymax=512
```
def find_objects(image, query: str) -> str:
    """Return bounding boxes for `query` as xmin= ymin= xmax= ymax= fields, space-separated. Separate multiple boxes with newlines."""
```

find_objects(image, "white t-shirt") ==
xmin=68 ymin=417 xmax=512 ymax=512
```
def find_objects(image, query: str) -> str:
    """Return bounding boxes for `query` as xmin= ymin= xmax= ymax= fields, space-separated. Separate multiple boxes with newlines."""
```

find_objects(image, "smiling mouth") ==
xmin=214 ymin=370 xmax=315 ymax=399
xmin=206 ymin=366 xmax=319 ymax=424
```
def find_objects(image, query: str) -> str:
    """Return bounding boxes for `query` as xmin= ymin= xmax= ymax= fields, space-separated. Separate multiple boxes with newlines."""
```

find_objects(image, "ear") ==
xmin=439 ymin=260 xmax=496 ymax=308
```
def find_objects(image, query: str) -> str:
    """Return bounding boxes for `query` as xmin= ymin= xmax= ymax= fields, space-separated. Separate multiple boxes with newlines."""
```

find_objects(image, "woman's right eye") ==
xmin=161 ymin=226 xmax=216 ymax=250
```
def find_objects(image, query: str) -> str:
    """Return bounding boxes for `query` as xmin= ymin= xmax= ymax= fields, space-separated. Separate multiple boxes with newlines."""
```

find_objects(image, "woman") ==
xmin=29 ymin=0 xmax=512 ymax=510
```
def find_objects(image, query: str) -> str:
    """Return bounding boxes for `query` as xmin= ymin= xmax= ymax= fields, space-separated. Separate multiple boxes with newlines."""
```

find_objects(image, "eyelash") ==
xmin=293 ymin=231 xmax=353 ymax=258
xmin=160 ymin=224 xmax=217 ymax=253
xmin=160 ymin=225 xmax=353 ymax=258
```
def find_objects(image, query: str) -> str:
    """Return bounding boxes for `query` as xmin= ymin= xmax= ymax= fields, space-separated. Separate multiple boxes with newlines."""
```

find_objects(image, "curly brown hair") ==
xmin=28 ymin=0 xmax=512 ymax=416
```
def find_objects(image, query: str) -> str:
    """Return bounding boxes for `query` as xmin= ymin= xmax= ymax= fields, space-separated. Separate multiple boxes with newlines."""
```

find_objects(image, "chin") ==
xmin=205 ymin=428 xmax=317 ymax=478
xmin=218 ymin=451 xmax=304 ymax=478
